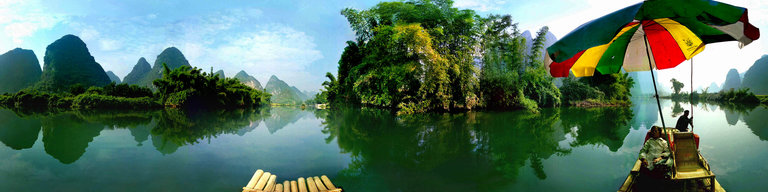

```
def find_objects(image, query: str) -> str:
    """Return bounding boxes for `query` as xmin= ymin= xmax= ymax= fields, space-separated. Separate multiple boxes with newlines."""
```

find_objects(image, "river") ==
xmin=0 ymin=98 xmax=766 ymax=191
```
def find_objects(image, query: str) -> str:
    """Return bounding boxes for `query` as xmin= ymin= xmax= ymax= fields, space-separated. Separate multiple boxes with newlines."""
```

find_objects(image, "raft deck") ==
xmin=618 ymin=128 xmax=725 ymax=192
xmin=242 ymin=169 xmax=342 ymax=192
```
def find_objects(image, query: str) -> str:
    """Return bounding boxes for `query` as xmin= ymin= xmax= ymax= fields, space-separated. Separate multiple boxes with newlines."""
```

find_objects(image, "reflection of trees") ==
xmin=630 ymin=98 xmax=659 ymax=130
xmin=150 ymin=108 xmax=267 ymax=148
xmin=0 ymin=109 xmax=41 ymax=150
xmin=321 ymin=107 xmax=579 ymax=191
xmin=41 ymin=113 xmax=104 ymax=164
xmin=72 ymin=110 xmax=155 ymax=129
xmin=264 ymin=107 xmax=305 ymax=134
xmin=671 ymin=102 xmax=684 ymax=117
xmin=560 ymin=107 xmax=633 ymax=152
xmin=474 ymin=109 xmax=570 ymax=180
xmin=742 ymin=106 xmax=768 ymax=141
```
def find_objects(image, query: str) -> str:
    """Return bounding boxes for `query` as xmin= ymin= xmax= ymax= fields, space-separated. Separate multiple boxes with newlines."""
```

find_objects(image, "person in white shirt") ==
xmin=639 ymin=126 xmax=673 ymax=178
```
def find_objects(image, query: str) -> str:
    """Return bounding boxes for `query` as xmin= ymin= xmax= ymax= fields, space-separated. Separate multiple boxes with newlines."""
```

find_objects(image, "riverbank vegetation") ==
xmin=320 ymin=0 xmax=632 ymax=114
xmin=663 ymin=77 xmax=766 ymax=105
xmin=0 ymin=64 xmax=270 ymax=111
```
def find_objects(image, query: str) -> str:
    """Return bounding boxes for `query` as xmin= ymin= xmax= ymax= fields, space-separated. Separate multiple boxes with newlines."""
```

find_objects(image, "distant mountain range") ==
xmin=265 ymin=75 xmax=310 ymax=104
xmin=122 ymin=57 xmax=151 ymax=85
xmin=234 ymin=70 xmax=262 ymax=90
xmin=106 ymin=71 xmax=121 ymax=84
xmin=0 ymin=34 xmax=313 ymax=104
xmin=128 ymin=47 xmax=191 ymax=89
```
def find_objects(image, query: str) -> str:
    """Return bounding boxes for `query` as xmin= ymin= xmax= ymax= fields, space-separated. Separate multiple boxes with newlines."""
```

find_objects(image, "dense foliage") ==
xmin=153 ymin=64 xmax=270 ymax=109
xmin=324 ymin=0 xmax=565 ymax=114
xmin=477 ymin=15 xmax=560 ymax=111
xmin=670 ymin=78 xmax=684 ymax=95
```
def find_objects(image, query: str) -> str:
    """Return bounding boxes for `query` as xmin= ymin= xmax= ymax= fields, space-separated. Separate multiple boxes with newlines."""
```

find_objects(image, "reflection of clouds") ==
xmin=0 ymin=153 xmax=56 ymax=184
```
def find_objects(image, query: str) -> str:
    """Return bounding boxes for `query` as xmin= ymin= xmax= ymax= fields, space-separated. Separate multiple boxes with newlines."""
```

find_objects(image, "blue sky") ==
xmin=1 ymin=0 xmax=766 ymax=91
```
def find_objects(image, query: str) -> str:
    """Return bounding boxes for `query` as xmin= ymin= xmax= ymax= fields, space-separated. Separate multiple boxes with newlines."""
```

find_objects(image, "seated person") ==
xmin=639 ymin=126 xmax=673 ymax=178
xmin=675 ymin=110 xmax=693 ymax=132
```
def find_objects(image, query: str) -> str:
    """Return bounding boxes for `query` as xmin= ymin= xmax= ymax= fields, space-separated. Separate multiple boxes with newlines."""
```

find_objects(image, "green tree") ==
xmin=670 ymin=78 xmax=684 ymax=95
xmin=153 ymin=63 xmax=269 ymax=109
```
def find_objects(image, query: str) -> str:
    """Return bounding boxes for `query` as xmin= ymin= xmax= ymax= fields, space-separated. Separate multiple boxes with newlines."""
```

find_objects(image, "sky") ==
xmin=1 ymin=0 xmax=766 ymax=92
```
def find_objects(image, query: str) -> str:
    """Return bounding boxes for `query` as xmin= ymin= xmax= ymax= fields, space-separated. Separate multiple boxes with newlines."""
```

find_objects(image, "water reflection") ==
xmin=319 ymin=106 xmax=633 ymax=191
xmin=0 ymin=109 xmax=41 ymax=150
xmin=0 ymin=107 xmax=272 ymax=163
xmin=264 ymin=107 xmax=306 ymax=134
xmin=560 ymin=107 xmax=633 ymax=152
xmin=741 ymin=106 xmax=768 ymax=141
xmin=41 ymin=113 xmax=104 ymax=164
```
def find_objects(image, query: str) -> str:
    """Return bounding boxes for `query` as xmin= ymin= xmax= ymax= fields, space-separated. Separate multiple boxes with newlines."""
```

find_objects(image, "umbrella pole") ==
xmin=690 ymin=58 xmax=694 ymax=132
xmin=644 ymin=35 xmax=666 ymax=130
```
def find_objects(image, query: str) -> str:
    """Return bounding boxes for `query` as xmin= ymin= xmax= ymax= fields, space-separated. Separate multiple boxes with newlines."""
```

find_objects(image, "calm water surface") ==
xmin=0 ymin=99 xmax=766 ymax=191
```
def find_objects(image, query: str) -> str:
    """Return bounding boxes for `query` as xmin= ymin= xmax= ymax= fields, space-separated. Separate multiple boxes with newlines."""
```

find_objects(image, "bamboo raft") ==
xmin=242 ymin=169 xmax=342 ymax=192
xmin=618 ymin=128 xmax=725 ymax=192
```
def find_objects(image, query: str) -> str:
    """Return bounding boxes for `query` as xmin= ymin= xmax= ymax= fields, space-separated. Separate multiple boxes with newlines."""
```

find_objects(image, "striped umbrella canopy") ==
xmin=546 ymin=0 xmax=760 ymax=78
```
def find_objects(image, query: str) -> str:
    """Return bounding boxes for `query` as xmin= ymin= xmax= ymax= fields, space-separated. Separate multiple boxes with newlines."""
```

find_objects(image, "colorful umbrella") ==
xmin=545 ymin=0 xmax=760 ymax=78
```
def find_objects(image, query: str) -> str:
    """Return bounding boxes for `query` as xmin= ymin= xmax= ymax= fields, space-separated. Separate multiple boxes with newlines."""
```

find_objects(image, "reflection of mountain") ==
xmin=41 ymin=113 xmax=104 ymax=164
xmin=742 ymin=107 xmax=768 ymax=141
xmin=630 ymin=98 xmax=659 ymax=130
xmin=724 ymin=108 xmax=741 ymax=125
xmin=129 ymin=119 xmax=156 ymax=146
xmin=151 ymin=132 xmax=180 ymax=155
xmin=264 ymin=107 xmax=306 ymax=134
xmin=0 ymin=109 xmax=41 ymax=150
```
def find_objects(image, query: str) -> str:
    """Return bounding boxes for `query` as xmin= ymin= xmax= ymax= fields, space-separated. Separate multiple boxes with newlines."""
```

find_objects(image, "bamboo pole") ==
xmin=298 ymin=178 xmax=307 ymax=192
xmin=690 ymin=58 xmax=695 ymax=132
xmin=644 ymin=34 xmax=666 ymax=130
xmin=283 ymin=181 xmax=290 ymax=192
xmin=307 ymin=177 xmax=319 ymax=192
xmin=313 ymin=176 xmax=327 ymax=191
xmin=645 ymin=32 xmax=675 ymax=177
xmin=245 ymin=170 xmax=265 ymax=189
xmin=320 ymin=175 xmax=336 ymax=190
xmin=291 ymin=181 xmax=299 ymax=192
xmin=264 ymin=175 xmax=277 ymax=191
xmin=254 ymin=172 xmax=272 ymax=190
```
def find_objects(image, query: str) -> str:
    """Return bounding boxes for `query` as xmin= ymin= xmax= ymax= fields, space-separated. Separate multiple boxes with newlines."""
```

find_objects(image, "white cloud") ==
xmin=0 ymin=0 xmax=67 ymax=45
xmin=211 ymin=24 xmax=323 ymax=88
xmin=98 ymin=38 xmax=121 ymax=51
xmin=454 ymin=0 xmax=508 ymax=12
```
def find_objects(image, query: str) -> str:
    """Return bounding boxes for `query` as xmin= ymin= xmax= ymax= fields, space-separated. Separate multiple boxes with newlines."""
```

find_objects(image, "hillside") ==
xmin=264 ymin=75 xmax=307 ymax=104
xmin=0 ymin=48 xmax=42 ymax=93
xmin=234 ymin=70 xmax=263 ymax=90
xmin=122 ymin=57 xmax=151 ymax=85
xmin=741 ymin=55 xmax=768 ymax=95
xmin=37 ymin=34 xmax=111 ymax=91
xmin=136 ymin=47 xmax=191 ymax=88
xmin=106 ymin=71 xmax=121 ymax=84
xmin=721 ymin=68 xmax=741 ymax=91
xmin=214 ymin=70 xmax=225 ymax=79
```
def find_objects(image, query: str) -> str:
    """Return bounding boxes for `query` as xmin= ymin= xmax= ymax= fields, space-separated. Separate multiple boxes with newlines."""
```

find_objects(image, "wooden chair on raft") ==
xmin=671 ymin=132 xmax=716 ymax=191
